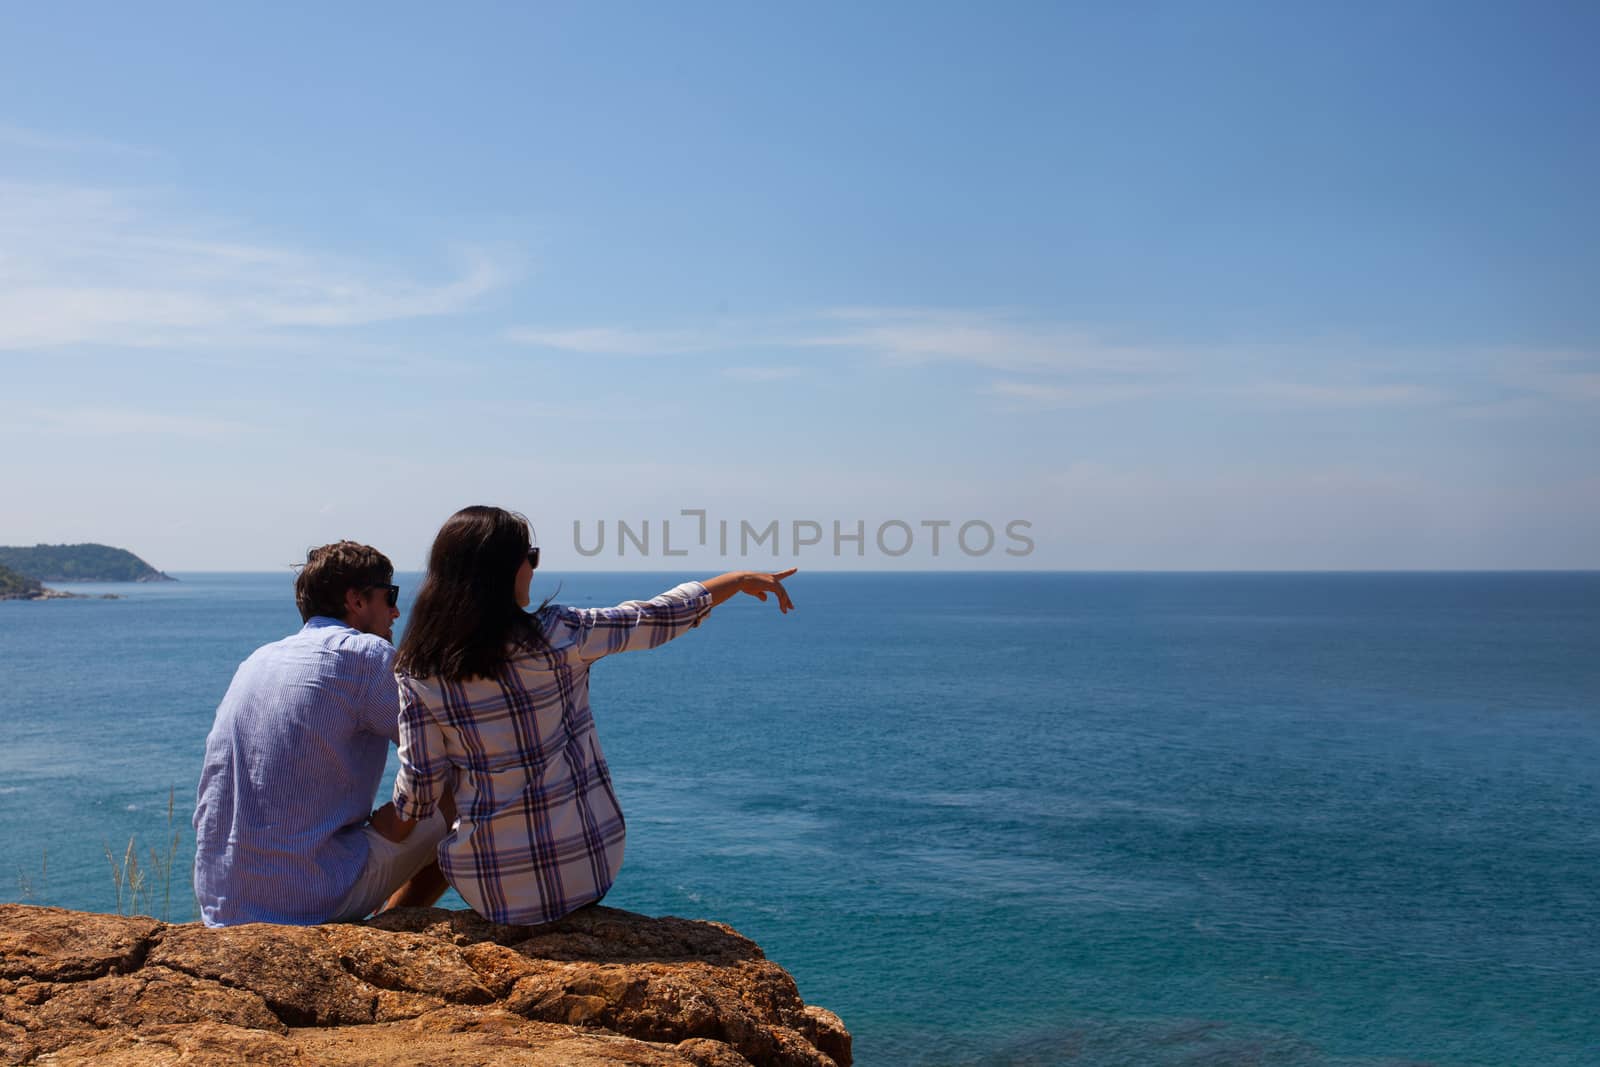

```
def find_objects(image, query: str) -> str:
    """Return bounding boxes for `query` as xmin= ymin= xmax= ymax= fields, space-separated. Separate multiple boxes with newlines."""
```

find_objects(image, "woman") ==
xmin=371 ymin=505 xmax=796 ymax=926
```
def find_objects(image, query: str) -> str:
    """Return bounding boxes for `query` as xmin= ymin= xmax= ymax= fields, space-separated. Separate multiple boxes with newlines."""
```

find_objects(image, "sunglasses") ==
xmin=366 ymin=583 xmax=400 ymax=608
xmin=526 ymin=546 xmax=540 ymax=571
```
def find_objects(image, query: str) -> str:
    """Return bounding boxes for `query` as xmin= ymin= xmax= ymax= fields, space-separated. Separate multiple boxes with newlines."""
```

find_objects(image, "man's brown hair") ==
xmin=294 ymin=541 xmax=394 ymax=623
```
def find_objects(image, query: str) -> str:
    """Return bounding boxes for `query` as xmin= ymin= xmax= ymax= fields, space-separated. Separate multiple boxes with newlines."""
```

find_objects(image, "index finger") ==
xmin=772 ymin=579 xmax=795 ymax=613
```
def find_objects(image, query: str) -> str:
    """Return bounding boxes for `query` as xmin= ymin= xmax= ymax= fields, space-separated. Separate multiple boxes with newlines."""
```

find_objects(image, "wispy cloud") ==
xmin=723 ymin=365 xmax=803 ymax=382
xmin=0 ymin=181 xmax=513 ymax=350
xmin=1043 ymin=460 xmax=1425 ymax=497
xmin=499 ymin=308 xmax=1597 ymax=418
xmin=1516 ymin=364 xmax=1600 ymax=403
xmin=502 ymin=326 xmax=719 ymax=355
xmin=0 ymin=122 xmax=153 ymax=157
xmin=1443 ymin=348 xmax=1600 ymax=415
xmin=984 ymin=378 xmax=1458 ymax=411
xmin=507 ymin=306 xmax=1166 ymax=375
xmin=796 ymin=306 xmax=1169 ymax=374
xmin=984 ymin=379 xmax=1157 ymax=408
xmin=3 ymin=406 xmax=251 ymax=437
xmin=1229 ymin=382 xmax=1447 ymax=408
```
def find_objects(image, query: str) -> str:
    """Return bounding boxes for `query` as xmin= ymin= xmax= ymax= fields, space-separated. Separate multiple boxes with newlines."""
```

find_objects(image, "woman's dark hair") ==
xmin=294 ymin=541 xmax=393 ymax=623
xmin=395 ymin=506 xmax=550 ymax=681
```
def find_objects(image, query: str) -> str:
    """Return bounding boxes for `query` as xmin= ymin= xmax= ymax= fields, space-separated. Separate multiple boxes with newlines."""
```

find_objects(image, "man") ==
xmin=193 ymin=541 xmax=451 ymax=927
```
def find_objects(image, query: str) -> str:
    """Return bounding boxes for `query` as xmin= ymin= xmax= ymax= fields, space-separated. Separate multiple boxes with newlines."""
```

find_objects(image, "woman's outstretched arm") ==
xmin=701 ymin=568 xmax=798 ymax=612
xmin=556 ymin=570 xmax=797 ymax=663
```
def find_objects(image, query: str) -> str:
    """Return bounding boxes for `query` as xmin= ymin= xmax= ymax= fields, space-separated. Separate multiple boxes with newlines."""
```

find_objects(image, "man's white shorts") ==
xmin=329 ymin=808 xmax=450 ymax=922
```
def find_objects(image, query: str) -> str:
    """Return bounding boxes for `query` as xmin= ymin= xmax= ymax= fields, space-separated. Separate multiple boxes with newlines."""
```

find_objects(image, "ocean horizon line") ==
xmin=54 ymin=567 xmax=1600 ymax=577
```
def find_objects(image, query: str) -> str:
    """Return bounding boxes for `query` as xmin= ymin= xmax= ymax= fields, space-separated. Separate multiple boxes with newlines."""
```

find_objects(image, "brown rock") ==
xmin=0 ymin=904 xmax=849 ymax=1067
xmin=0 ymin=905 xmax=159 ymax=982
xmin=148 ymin=921 xmax=377 ymax=1026
xmin=293 ymin=1007 xmax=697 ymax=1066
xmin=800 ymin=1005 xmax=853 ymax=1067
xmin=502 ymin=954 xmax=842 ymax=1067
xmin=318 ymin=923 xmax=497 ymax=1004
xmin=461 ymin=940 xmax=543 ymax=996
xmin=32 ymin=1021 xmax=306 ymax=1066
xmin=372 ymin=986 xmax=447 ymax=1022
xmin=676 ymin=1038 xmax=757 ymax=1067
xmin=35 ymin=964 xmax=284 ymax=1033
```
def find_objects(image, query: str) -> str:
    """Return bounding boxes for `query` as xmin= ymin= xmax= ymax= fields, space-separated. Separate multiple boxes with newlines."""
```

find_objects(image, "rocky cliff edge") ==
xmin=0 ymin=903 xmax=850 ymax=1067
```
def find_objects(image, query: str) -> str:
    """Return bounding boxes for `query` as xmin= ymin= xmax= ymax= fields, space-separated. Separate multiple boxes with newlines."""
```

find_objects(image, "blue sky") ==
xmin=2 ymin=2 xmax=1596 ymax=570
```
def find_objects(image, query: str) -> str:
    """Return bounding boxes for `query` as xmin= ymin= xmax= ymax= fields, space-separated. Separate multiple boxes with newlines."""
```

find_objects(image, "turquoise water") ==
xmin=2 ymin=572 xmax=1597 ymax=1065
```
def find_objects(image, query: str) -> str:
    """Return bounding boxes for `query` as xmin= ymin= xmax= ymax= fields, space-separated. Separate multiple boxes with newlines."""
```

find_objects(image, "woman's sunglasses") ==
xmin=526 ymin=547 xmax=540 ymax=571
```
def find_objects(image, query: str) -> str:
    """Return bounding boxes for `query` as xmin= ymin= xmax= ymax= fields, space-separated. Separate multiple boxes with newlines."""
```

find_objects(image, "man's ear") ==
xmin=342 ymin=586 xmax=366 ymax=618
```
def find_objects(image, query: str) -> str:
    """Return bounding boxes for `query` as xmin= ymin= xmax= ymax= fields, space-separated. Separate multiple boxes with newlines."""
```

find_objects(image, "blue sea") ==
xmin=2 ymin=572 xmax=1597 ymax=1066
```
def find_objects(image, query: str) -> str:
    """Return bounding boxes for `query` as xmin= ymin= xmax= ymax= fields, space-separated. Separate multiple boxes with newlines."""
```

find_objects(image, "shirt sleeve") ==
xmin=360 ymin=641 xmax=402 ymax=743
xmin=391 ymin=675 xmax=448 ymax=822
xmin=554 ymin=581 xmax=714 ymax=663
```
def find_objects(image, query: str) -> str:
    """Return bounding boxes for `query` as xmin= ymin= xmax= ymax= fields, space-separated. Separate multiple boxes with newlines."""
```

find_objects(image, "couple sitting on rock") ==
xmin=192 ymin=505 xmax=796 ymax=928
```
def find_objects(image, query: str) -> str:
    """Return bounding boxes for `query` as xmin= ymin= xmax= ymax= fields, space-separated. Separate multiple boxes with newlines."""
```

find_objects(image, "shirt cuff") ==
xmin=392 ymin=789 xmax=433 ymax=823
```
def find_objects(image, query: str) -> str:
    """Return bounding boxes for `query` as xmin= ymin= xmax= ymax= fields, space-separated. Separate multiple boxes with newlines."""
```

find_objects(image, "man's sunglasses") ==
xmin=366 ymin=583 xmax=400 ymax=608
xmin=526 ymin=547 xmax=540 ymax=571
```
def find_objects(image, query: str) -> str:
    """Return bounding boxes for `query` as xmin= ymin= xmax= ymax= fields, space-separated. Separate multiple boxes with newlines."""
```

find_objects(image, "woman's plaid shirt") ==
xmin=392 ymin=581 xmax=713 ymax=925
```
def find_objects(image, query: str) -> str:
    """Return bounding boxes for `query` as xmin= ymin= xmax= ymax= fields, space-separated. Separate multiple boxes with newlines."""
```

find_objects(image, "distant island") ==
xmin=0 ymin=563 xmax=43 ymax=599
xmin=0 ymin=543 xmax=175 ymax=583
xmin=0 ymin=562 xmax=119 ymax=601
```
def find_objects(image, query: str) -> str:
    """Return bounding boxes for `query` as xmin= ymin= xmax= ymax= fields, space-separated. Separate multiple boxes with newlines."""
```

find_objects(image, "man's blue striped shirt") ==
xmin=192 ymin=617 xmax=400 ymax=926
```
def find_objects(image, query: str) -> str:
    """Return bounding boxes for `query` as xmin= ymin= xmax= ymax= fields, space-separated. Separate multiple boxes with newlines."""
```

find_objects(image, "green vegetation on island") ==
xmin=0 ymin=563 xmax=44 ymax=599
xmin=0 ymin=543 xmax=174 ymax=583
